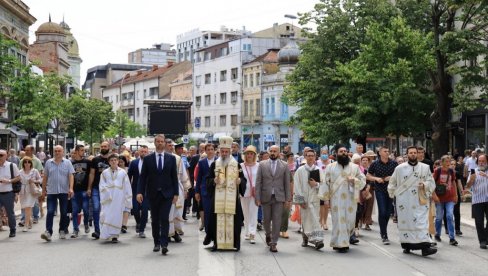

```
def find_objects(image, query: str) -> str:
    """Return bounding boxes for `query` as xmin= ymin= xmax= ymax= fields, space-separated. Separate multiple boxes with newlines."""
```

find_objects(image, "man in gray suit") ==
xmin=255 ymin=145 xmax=291 ymax=252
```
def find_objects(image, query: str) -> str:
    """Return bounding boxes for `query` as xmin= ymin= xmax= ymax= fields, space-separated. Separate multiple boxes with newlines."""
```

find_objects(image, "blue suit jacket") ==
xmin=195 ymin=157 xmax=216 ymax=197
xmin=137 ymin=152 xmax=178 ymax=200
xmin=128 ymin=158 xmax=141 ymax=195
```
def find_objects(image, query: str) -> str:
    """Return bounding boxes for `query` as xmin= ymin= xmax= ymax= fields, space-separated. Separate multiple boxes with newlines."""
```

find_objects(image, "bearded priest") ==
xmin=204 ymin=136 xmax=247 ymax=251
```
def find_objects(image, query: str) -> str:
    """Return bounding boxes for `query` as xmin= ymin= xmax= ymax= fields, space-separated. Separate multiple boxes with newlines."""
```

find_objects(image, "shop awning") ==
xmin=0 ymin=122 xmax=10 ymax=135
xmin=9 ymin=126 xmax=28 ymax=137
xmin=213 ymin=132 xmax=231 ymax=141
xmin=189 ymin=132 xmax=209 ymax=141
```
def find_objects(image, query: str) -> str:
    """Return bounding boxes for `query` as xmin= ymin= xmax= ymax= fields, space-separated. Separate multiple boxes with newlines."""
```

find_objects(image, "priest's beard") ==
xmin=100 ymin=149 xmax=109 ymax=155
xmin=220 ymin=156 xmax=230 ymax=167
xmin=408 ymin=156 xmax=418 ymax=166
xmin=337 ymin=154 xmax=350 ymax=166
xmin=479 ymin=165 xmax=487 ymax=172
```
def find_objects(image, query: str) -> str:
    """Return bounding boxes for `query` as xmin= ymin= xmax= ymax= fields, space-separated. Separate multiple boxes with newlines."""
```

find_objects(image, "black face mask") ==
xmin=100 ymin=149 xmax=109 ymax=155
xmin=337 ymin=154 xmax=350 ymax=166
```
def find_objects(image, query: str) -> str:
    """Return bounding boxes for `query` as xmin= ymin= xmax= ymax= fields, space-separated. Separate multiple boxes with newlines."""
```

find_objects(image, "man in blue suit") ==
xmin=128 ymin=145 xmax=149 ymax=238
xmin=195 ymin=143 xmax=216 ymax=234
xmin=137 ymin=134 xmax=179 ymax=255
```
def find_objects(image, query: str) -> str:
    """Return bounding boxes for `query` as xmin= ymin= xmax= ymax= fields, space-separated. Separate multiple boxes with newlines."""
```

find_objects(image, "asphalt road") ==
xmin=1 ymin=208 xmax=488 ymax=276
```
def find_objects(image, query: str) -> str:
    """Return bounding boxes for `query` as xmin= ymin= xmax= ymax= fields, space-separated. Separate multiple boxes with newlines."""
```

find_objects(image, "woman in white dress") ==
xmin=240 ymin=145 xmax=259 ymax=244
xmin=19 ymin=156 xmax=42 ymax=232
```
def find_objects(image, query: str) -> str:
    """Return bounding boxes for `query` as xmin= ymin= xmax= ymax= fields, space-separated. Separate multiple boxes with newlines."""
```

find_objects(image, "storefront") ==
xmin=465 ymin=113 xmax=486 ymax=151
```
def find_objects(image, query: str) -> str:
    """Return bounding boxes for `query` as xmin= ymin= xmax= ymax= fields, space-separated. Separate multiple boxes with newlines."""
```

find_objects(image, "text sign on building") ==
xmin=195 ymin=117 xmax=201 ymax=128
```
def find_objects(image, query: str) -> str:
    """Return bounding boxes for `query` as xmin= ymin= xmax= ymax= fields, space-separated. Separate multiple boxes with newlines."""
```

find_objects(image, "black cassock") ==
xmin=205 ymin=161 xmax=246 ymax=251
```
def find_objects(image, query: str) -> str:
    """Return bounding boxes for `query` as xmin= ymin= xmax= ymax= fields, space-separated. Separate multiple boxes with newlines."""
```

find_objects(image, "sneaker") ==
xmin=139 ymin=232 xmax=146 ymax=238
xmin=382 ymin=238 xmax=390 ymax=245
xmin=121 ymin=225 xmax=127 ymax=234
xmin=92 ymin=231 xmax=100 ymax=240
xmin=480 ymin=242 xmax=487 ymax=249
xmin=59 ymin=231 xmax=66 ymax=239
xmin=33 ymin=218 xmax=39 ymax=224
xmin=250 ymin=235 xmax=256 ymax=244
xmin=22 ymin=227 xmax=28 ymax=232
xmin=257 ymin=223 xmax=263 ymax=231
xmin=84 ymin=224 xmax=90 ymax=234
xmin=9 ymin=230 xmax=16 ymax=237
xmin=111 ymin=237 xmax=118 ymax=243
xmin=456 ymin=231 xmax=463 ymax=236
xmin=41 ymin=231 xmax=52 ymax=241
xmin=135 ymin=223 xmax=140 ymax=233
xmin=434 ymin=235 xmax=441 ymax=242
xmin=449 ymin=239 xmax=458 ymax=246
xmin=244 ymin=235 xmax=250 ymax=240
xmin=71 ymin=230 xmax=79 ymax=238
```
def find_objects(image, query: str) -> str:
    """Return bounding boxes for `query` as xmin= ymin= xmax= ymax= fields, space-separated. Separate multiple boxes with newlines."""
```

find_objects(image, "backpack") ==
xmin=10 ymin=163 xmax=21 ymax=193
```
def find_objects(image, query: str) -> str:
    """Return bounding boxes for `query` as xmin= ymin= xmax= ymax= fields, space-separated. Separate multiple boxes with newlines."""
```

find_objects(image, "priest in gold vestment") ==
xmin=205 ymin=136 xmax=246 ymax=251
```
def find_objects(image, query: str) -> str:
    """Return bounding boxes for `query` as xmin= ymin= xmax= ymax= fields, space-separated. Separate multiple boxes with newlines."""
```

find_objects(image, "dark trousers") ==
xmin=46 ymin=194 xmax=69 ymax=235
xmin=0 ymin=192 xmax=16 ymax=231
xmin=472 ymin=202 xmax=488 ymax=244
xmin=149 ymin=193 xmax=173 ymax=247
xmin=375 ymin=190 xmax=393 ymax=239
xmin=202 ymin=195 xmax=212 ymax=232
xmin=132 ymin=194 xmax=149 ymax=232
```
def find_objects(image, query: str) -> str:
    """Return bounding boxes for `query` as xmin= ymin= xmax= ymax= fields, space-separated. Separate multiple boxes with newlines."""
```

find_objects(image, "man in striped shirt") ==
xmin=466 ymin=154 xmax=488 ymax=249
xmin=41 ymin=145 xmax=75 ymax=242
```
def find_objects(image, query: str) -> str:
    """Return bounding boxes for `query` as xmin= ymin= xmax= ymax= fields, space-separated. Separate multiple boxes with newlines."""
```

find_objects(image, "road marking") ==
xmin=364 ymin=239 xmax=396 ymax=259
xmin=197 ymin=232 xmax=236 ymax=276
xmin=412 ymin=272 xmax=427 ymax=276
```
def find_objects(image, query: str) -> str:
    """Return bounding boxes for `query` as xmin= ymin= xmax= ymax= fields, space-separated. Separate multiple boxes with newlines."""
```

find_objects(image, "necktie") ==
xmin=158 ymin=154 xmax=163 ymax=173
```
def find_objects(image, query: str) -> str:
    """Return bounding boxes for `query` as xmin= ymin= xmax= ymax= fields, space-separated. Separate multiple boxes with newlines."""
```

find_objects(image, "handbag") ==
xmin=418 ymin=185 xmax=428 ymax=205
xmin=10 ymin=163 xmax=21 ymax=193
xmin=30 ymin=182 xmax=42 ymax=196
xmin=435 ymin=184 xmax=447 ymax=196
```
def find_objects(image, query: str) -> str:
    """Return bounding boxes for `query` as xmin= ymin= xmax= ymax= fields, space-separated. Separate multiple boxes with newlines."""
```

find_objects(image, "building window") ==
xmin=205 ymin=73 xmax=211 ymax=84
xmin=271 ymin=97 xmax=275 ymax=114
xmin=231 ymin=68 xmax=238 ymax=80
xmin=205 ymin=95 xmax=211 ymax=106
xmin=265 ymin=98 xmax=269 ymax=115
xmin=205 ymin=116 xmax=211 ymax=127
xmin=195 ymin=75 xmax=202 ymax=86
xmin=220 ymin=92 xmax=227 ymax=104
xmin=196 ymin=96 xmax=201 ymax=107
xmin=231 ymin=115 xmax=238 ymax=126
xmin=143 ymin=106 xmax=147 ymax=117
xmin=256 ymin=99 xmax=261 ymax=116
xmin=103 ymin=96 xmax=110 ymax=102
xmin=136 ymin=108 xmax=140 ymax=118
xmin=256 ymin=73 xmax=260 ymax=85
xmin=250 ymin=74 xmax=254 ymax=87
xmin=250 ymin=100 xmax=254 ymax=116
xmin=220 ymin=70 xmax=227 ymax=81
xmin=220 ymin=115 xmax=226 ymax=126
xmin=149 ymin=87 xmax=158 ymax=97
xmin=243 ymin=74 xmax=248 ymax=88
xmin=231 ymin=91 xmax=237 ymax=104
xmin=143 ymin=89 xmax=147 ymax=98
xmin=244 ymin=100 xmax=248 ymax=117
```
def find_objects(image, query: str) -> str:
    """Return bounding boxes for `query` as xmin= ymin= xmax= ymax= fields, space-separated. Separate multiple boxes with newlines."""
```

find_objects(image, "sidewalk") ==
xmin=460 ymin=201 xmax=475 ymax=228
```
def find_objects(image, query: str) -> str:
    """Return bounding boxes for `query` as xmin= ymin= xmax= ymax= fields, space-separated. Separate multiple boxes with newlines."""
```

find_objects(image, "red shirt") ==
xmin=433 ymin=167 xmax=457 ymax=203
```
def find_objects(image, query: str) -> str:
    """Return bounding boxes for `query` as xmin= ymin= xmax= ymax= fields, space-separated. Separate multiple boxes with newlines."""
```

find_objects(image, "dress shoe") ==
xmin=434 ymin=235 xmax=441 ymax=242
xmin=161 ymin=246 xmax=168 ymax=255
xmin=315 ymin=241 xmax=324 ymax=250
xmin=403 ymin=249 xmax=411 ymax=254
xmin=480 ymin=242 xmax=487 ymax=249
xmin=350 ymin=237 xmax=359 ymax=245
xmin=173 ymin=233 xmax=182 ymax=243
xmin=139 ymin=232 xmax=146 ymax=238
xmin=338 ymin=247 xmax=349 ymax=253
xmin=265 ymin=235 xmax=271 ymax=246
xmin=9 ymin=230 xmax=16 ymax=238
xmin=456 ymin=231 xmax=463 ymax=236
xmin=153 ymin=244 xmax=161 ymax=252
xmin=270 ymin=244 xmax=278 ymax=252
xmin=92 ymin=232 xmax=100 ymax=240
xmin=203 ymin=235 xmax=212 ymax=245
xmin=135 ymin=224 xmax=140 ymax=233
xmin=421 ymin=247 xmax=437 ymax=256
xmin=211 ymin=245 xmax=218 ymax=252
xmin=302 ymin=238 xmax=309 ymax=247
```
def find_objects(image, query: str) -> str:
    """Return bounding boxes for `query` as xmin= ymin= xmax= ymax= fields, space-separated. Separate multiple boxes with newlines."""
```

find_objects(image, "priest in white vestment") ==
xmin=99 ymin=154 xmax=133 ymax=242
xmin=319 ymin=146 xmax=365 ymax=253
xmin=388 ymin=146 xmax=437 ymax=256
xmin=294 ymin=149 xmax=325 ymax=249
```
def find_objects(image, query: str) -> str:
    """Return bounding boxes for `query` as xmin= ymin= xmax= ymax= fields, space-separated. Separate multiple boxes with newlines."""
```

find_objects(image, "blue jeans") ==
xmin=435 ymin=201 xmax=455 ymax=240
xmin=375 ymin=190 xmax=393 ymax=239
xmin=258 ymin=205 xmax=263 ymax=223
xmin=91 ymin=187 xmax=101 ymax=233
xmin=46 ymin=194 xmax=69 ymax=235
xmin=71 ymin=190 xmax=89 ymax=231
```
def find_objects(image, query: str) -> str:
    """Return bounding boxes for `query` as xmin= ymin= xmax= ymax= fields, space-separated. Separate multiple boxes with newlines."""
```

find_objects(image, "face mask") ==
xmin=321 ymin=154 xmax=328 ymax=160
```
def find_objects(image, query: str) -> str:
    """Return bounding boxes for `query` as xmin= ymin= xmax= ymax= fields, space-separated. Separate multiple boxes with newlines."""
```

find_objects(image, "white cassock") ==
xmin=293 ymin=164 xmax=325 ymax=243
xmin=99 ymin=167 xmax=132 ymax=239
xmin=169 ymin=154 xmax=190 ymax=236
xmin=319 ymin=162 xmax=366 ymax=248
xmin=388 ymin=162 xmax=435 ymax=248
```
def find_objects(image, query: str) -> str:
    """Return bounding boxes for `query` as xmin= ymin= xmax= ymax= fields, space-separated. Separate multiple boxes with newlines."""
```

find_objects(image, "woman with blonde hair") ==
xmin=240 ymin=145 xmax=260 ymax=244
xmin=19 ymin=156 xmax=42 ymax=232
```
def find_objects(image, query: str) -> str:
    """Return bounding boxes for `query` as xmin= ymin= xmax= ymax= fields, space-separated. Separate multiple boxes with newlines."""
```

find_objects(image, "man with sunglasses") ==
xmin=0 ymin=149 xmax=21 ymax=237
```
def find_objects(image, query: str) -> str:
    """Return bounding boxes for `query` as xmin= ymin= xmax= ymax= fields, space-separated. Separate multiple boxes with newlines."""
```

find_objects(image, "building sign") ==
xmin=264 ymin=134 xmax=275 ymax=142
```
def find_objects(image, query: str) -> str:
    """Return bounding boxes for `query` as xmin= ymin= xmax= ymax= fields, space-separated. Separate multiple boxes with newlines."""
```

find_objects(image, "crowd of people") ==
xmin=1 ymin=137 xmax=487 ymax=257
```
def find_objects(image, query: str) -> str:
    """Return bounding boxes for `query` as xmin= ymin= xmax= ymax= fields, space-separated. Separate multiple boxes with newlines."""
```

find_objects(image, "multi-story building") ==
xmin=83 ymin=63 xmax=153 ymax=99
xmin=191 ymin=23 xmax=300 ymax=143
xmin=128 ymin=43 xmax=176 ymax=65
xmin=0 ymin=0 xmax=36 ymax=149
xmin=241 ymin=50 xmax=279 ymax=151
xmin=102 ymin=61 xmax=192 ymax=129
xmin=176 ymin=26 xmax=249 ymax=63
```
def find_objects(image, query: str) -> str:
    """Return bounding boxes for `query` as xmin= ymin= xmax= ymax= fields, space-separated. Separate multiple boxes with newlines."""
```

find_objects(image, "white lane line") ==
xmin=197 ymin=232 xmax=236 ymax=276
xmin=363 ymin=239 xmax=396 ymax=259
xmin=411 ymin=272 xmax=427 ymax=276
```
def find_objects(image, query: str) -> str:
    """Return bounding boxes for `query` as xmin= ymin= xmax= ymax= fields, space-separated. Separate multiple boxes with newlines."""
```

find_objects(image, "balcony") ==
xmin=241 ymin=115 xmax=262 ymax=124
xmin=263 ymin=113 xmax=288 ymax=122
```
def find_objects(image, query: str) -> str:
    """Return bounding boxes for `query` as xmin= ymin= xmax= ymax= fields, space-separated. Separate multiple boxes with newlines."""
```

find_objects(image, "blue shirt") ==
xmin=368 ymin=159 xmax=398 ymax=193
xmin=45 ymin=158 xmax=75 ymax=194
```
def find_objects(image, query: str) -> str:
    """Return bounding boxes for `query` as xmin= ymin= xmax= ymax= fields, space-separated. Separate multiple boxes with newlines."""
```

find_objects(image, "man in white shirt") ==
xmin=464 ymin=150 xmax=478 ymax=178
xmin=0 ymin=149 xmax=21 ymax=237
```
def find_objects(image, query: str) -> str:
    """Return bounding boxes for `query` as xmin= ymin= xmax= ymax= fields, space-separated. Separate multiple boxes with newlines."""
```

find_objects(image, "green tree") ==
xmin=104 ymin=110 xmax=146 ymax=140
xmin=0 ymin=34 xmax=18 ymax=93
xmin=77 ymin=98 xmax=114 ymax=146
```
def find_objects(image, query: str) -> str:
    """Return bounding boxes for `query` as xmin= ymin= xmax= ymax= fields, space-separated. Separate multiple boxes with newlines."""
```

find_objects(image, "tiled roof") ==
xmin=246 ymin=49 xmax=279 ymax=64
xmin=106 ymin=63 xmax=174 ymax=89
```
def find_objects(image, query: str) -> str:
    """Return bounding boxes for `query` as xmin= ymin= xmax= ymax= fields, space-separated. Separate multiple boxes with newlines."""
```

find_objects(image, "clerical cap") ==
xmin=219 ymin=136 xmax=233 ymax=149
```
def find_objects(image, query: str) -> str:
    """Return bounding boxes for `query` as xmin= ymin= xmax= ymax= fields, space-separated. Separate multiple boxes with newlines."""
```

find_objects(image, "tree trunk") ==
xmin=430 ymin=80 xmax=451 ymax=160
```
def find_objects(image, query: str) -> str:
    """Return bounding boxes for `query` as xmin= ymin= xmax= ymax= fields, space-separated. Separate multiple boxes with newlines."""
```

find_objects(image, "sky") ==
xmin=25 ymin=0 xmax=319 ymax=86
